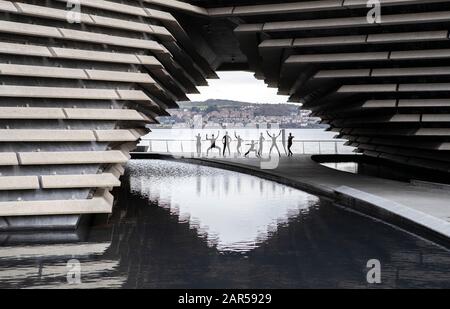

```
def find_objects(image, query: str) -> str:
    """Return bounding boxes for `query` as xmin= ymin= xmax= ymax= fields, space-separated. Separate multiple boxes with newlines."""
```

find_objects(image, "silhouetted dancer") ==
xmin=235 ymin=132 xmax=243 ymax=155
xmin=267 ymin=130 xmax=281 ymax=157
xmin=281 ymin=129 xmax=288 ymax=155
xmin=222 ymin=131 xmax=232 ymax=157
xmin=206 ymin=131 xmax=221 ymax=156
xmin=288 ymin=133 xmax=294 ymax=157
xmin=195 ymin=133 xmax=202 ymax=157
xmin=258 ymin=133 xmax=265 ymax=157
xmin=244 ymin=140 xmax=259 ymax=158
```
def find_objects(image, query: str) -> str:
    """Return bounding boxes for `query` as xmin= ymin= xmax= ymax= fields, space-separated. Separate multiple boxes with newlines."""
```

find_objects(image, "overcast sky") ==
xmin=187 ymin=71 xmax=289 ymax=104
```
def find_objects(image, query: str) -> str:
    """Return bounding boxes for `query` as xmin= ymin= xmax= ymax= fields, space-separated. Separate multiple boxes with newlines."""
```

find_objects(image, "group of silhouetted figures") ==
xmin=195 ymin=129 xmax=294 ymax=158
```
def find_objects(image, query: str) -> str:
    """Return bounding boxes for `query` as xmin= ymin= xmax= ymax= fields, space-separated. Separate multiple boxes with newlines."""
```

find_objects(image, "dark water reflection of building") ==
xmin=0 ymin=160 xmax=449 ymax=289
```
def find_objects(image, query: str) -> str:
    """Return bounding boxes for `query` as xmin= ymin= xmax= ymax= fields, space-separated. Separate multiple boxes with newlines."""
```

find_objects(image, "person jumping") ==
xmin=267 ymin=130 xmax=281 ymax=157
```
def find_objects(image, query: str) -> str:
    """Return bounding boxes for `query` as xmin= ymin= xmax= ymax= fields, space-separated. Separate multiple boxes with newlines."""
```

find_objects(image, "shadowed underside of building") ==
xmin=0 ymin=0 xmax=450 ymax=230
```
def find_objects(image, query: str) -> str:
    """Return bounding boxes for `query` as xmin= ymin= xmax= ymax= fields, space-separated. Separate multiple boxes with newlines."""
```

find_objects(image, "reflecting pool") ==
xmin=0 ymin=160 xmax=449 ymax=289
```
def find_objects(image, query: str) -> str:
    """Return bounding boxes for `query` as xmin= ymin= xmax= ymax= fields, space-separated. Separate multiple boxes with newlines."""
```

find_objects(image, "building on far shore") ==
xmin=155 ymin=100 xmax=325 ymax=129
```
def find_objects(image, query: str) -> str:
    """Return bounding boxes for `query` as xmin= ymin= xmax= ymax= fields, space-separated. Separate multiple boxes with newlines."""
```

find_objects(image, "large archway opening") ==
xmin=142 ymin=71 xmax=350 ymax=157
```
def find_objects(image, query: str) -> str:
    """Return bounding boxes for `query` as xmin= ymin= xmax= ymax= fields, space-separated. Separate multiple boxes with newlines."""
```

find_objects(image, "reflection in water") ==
xmin=129 ymin=160 xmax=318 ymax=252
xmin=0 ymin=159 xmax=449 ymax=289
xmin=0 ymin=243 xmax=126 ymax=289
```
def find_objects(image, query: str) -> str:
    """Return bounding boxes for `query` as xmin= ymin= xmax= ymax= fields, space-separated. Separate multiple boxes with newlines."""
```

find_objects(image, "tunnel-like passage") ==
xmin=1 ymin=0 xmax=450 ymax=229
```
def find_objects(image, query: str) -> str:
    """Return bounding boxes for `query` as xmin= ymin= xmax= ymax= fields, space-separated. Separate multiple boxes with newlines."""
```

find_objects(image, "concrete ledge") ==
xmin=0 ymin=1 xmax=17 ymax=13
xmin=0 ymin=176 xmax=39 ymax=190
xmin=0 ymin=86 xmax=118 ymax=100
xmin=0 ymin=63 xmax=155 ymax=84
xmin=55 ymin=0 xmax=148 ymax=18
xmin=19 ymin=151 xmax=129 ymax=165
xmin=0 ymin=41 xmax=51 ymax=57
xmin=208 ymin=0 xmax=443 ymax=17
xmin=58 ymin=28 xmax=163 ymax=51
xmin=0 ymin=107 xmax=65 ymax=119
xmin=143 ymin=0 xmax=209 ymax=16
xmin=287 ymin=52 xmax=389 ymax=63
xmin=0 ymin=19 xmax=62 ymax=38
xmin=41 ymin=173 xmax=120 ymax=189
xmin=51 ymin=46 xmax=152 ymax=64
xmin=363 ymin=100 xmax=398 ymax=108
xmin=94 ymin=130 xmax=140 ymax=142
xmin=335 ymin=186 xmax=450 ymax=242
xmin=0 ymin=196 xmax=112 ymax=217
xmin=64 ymin=108 xmax=146 ymax=121
xmin=399 ymin=99 xmax=450 ymax=107
xmin=0 ymin=153 xmax=19 ymax=166
xmin=0 ymin=215 xmax=81 ymax=231
xmin=0 ymin=129 xmax=96 ymax=142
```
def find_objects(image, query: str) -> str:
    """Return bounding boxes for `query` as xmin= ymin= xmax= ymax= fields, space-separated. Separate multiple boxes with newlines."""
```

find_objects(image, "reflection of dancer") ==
xmin=281 ymin=129 xmax=288 ymax=155
xmin=195 ymin=133 xmax=202 ymax=157
xmin=235 ymin=132 xmax=243 ymax=155
xmin=288 ymin=133 xmax=294 ymax=157
xmin=206 ymin=131 xmax=221 ymax=156
xmin=244 ymin=141 xmax=259 ymax=157
xmin=222 ymin=131 xmax=232 ymax=157
xmin=267 ymin=130 xmax=281 ymax=157
xmin=258 ymin=133 xmax=265 ymax=156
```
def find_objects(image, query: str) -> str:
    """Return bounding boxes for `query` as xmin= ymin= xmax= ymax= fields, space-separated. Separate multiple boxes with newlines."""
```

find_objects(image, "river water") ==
xmin=0 ymin=160 xmax=448 ymax=289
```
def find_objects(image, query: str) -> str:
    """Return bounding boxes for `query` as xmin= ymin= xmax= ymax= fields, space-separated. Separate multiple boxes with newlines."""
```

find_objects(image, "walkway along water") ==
xmin=131 ymin=153 xmax=450 ymax=247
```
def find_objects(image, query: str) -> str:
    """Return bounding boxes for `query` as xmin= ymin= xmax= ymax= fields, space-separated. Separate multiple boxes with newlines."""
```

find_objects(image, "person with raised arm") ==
xmin=288 ymin=132 xmax=295 ymax=157
xmin=222 ymin=131 xmax=232 ymax=157
xmin=267 ymin=130 xmax=282 ymax=157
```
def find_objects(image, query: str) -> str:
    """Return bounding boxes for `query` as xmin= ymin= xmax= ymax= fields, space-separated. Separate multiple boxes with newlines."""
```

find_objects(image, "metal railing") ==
xmin=138 ymin=138 xmax=354 ymax=155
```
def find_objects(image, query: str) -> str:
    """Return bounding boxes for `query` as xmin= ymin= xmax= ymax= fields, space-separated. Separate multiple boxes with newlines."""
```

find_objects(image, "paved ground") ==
xmin=132 ymin=153 xmax=450 ymax=240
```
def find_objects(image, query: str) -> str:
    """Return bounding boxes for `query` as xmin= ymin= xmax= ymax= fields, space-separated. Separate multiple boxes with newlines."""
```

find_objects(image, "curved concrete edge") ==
xmin=137 ymin=153 xmax=336 ymax=198
xmin=335 ymin=186 xmax=450 ymax=243
xmin=132 ymin=153 xmax=450 ymax=247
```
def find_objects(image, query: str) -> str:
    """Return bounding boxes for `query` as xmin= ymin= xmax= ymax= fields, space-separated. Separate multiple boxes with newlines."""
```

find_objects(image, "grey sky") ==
xmin=187 ymin=71 xmax=289 ymax=104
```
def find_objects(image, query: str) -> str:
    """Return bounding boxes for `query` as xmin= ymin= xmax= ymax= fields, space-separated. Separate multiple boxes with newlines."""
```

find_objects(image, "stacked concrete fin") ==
xmin=197 ymin=0 xmax=450 ymax=175
xmin=0 ymin=0 xmax=215 ymax=230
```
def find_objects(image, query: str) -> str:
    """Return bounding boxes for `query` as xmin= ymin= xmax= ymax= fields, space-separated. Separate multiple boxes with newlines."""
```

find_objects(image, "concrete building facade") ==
xmin=1 ymin=0 xmax=449 ymax=229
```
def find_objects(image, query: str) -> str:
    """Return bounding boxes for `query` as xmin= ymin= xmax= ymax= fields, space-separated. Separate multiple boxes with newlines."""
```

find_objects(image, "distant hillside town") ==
xmin=153 ymin=99 xmax=325 ymax=129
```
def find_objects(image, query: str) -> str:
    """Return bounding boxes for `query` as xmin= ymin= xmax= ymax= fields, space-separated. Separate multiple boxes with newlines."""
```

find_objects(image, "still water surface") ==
xmin=0 ymin=160 xmax=449 ymax=288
